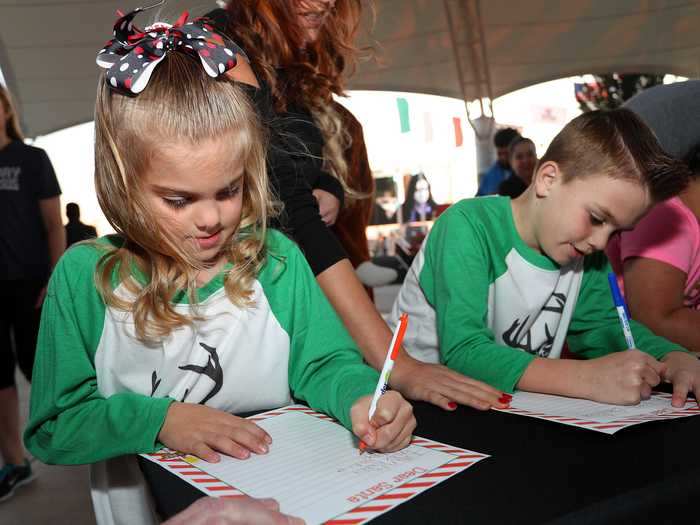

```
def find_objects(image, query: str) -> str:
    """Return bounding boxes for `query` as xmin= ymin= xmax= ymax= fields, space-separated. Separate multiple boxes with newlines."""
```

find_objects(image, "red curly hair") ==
xmin=224 ymin=0 xmax=363 ymax=113
xmin=223 ymin=1 xmax=369 ymax=197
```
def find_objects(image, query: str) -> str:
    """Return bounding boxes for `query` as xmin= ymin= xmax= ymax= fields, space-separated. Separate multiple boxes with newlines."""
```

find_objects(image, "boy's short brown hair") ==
xmin=538 ymin=108 xmax=690 ymax=203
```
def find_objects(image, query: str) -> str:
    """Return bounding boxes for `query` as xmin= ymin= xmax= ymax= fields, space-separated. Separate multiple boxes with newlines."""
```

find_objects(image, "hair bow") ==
xmin=96 ymin=1 xmax=248 ymax=95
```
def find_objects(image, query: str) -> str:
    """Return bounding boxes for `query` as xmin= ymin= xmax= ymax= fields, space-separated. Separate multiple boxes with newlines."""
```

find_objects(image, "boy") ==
xmin=389 ymin=109 xmax=700 ymax=408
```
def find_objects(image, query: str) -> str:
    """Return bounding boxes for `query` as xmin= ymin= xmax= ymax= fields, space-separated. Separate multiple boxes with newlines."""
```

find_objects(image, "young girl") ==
xmin=389 ymin=108 xmax=700 ymax=408
xmin=24 ymin=9 xmax=415 ymax=525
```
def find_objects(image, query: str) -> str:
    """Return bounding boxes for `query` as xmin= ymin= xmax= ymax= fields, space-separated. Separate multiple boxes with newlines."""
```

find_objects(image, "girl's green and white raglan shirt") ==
xmin=25 ymin=229 xmax=378 ymax=525
xmin=388 ymin=197 xmax=684 ymax=393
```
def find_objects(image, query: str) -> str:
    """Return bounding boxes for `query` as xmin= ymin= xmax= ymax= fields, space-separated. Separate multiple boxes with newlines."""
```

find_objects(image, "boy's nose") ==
xmin=588 ymin=229 xmax=611 ymax=252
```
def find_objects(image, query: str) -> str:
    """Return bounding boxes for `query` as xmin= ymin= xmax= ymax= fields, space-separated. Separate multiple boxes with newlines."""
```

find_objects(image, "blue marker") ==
xmin=607 ymin=272 xmax=636 ymax=349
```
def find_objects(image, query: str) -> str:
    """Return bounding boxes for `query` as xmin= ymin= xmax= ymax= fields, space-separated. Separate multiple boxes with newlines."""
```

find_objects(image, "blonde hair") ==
xmin=94 ymin=52 xmax=276 ymax=343
xmin=0 ymin=85 xmax=25 ymax=141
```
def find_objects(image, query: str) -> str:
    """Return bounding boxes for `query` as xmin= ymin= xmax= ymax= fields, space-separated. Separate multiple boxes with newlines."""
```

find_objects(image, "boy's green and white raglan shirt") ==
xmin=388 ymin=197 xmax=684 ymax=393
xmin=25 ymin=230 xmax=378 ymax=525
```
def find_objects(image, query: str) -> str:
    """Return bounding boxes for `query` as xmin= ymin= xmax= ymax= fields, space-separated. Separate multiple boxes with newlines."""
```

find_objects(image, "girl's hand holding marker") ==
xmin=353 ymin=314 xmax=416 ymax=454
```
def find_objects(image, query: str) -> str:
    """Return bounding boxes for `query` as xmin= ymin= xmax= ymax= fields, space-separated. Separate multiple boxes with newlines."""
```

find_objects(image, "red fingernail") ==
xmin=498 ymin=395 xmax=511 ymax=404
xmin=448 ymin=402 xmax=457 ymax=409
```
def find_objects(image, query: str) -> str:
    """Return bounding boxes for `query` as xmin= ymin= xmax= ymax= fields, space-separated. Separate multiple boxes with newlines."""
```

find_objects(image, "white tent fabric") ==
xmin=1 ymin=0 xmax=698 ymax=137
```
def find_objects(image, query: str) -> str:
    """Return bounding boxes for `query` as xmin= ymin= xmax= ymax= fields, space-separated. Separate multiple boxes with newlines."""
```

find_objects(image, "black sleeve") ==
xmin=313 ymin=171 xmax=345 ymax=207
xmin=35 ymin=149 xmax=61 ymax=199
xmin=238 ymin=84 xmax=348 ymax=276
xmin=267 ymin=133 xmax=348 ymax=276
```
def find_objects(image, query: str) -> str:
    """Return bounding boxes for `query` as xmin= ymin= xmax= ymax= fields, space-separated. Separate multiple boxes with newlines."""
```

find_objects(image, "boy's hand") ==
xmin=158 ymin=403 xmax=272 ymax=463
xmin=584 ymin=350 xmax=666 ymax=405
xmin=350 ymin=391 xmax=416 ymax=453
xmin=390 ymin=357 xmax=509 ymax=411
xmin=661 ymin=351 xmax=700 ymax=407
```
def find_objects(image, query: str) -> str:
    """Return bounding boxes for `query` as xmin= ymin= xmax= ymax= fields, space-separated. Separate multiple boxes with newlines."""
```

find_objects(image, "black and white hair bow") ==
xmin=96 ymin=0 xmax=248 ymax=95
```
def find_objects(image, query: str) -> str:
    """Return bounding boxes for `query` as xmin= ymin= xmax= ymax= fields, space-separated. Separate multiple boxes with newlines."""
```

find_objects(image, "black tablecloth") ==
xmin=140 ymin=396 xmax=700 ymax=524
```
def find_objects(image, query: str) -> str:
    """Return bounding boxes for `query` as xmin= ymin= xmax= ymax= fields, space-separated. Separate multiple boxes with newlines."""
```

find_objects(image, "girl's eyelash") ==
xmin=163 ymin=198 xmax=189 ymax=209
xmin=218 ymin=185 xmax=241 ymax=199
xmin=162 ymin=185 xmax=239 ymax=208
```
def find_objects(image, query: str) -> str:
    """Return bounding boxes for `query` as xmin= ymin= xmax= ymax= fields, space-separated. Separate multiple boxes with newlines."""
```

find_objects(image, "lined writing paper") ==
xmin=497 ymin=391 xmax=700 ymax=434
xmin=188 ymin=411 xmax=456 ymax=523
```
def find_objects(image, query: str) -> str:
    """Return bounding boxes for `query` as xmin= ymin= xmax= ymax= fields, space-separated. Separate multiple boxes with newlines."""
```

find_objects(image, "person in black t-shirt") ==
xmin=0 ymin=85 xmax=65 ymax=501
xmin=64 ymin=202 xmax=97 ymax=248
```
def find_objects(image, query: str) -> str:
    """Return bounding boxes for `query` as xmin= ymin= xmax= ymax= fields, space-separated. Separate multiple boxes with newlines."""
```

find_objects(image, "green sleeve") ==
xmin=261 ymin=232 xmax=379 ymax=429
xmin=567 ymin=252 xmax=688 ymax=359
xmin=422 ymin=207 xmax=534 ymax=393
xmin=24 ymin=242 xmax=173 ymax=465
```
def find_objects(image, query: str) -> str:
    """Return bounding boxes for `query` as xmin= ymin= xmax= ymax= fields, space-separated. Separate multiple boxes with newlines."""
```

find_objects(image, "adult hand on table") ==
xmin=390 ymin=355 xmax=510 ymax=411
xmin=661 ymin=351 xmax=700 ymax=407
xmin=158 ymin=403 xmax=272 ymax=463
xmin=312 ymin=188 xmax=341 ymax=226
xmin=163 ymin=496 xmax=304 ymax=525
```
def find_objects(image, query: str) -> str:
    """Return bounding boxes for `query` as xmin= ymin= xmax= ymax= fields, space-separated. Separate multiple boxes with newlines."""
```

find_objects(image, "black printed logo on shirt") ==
xmin=501 ymin=292 xmax=566 ymax=358
xmin=178 ymin=342 xmax=223 ymax=405
xmin=150 ymin=342 xmax=224 ymax=404
xmin=542 ymin=292 xmax=566 ymax=314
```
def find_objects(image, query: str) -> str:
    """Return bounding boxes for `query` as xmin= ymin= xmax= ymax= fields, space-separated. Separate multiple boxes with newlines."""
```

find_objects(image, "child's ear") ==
xmin=533 ymin=161 xmax=560 ymax=197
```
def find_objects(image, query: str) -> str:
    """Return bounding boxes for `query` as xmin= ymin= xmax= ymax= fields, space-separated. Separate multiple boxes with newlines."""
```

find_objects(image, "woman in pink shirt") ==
xmin=608 ymin=81 xmax=700 ymax=353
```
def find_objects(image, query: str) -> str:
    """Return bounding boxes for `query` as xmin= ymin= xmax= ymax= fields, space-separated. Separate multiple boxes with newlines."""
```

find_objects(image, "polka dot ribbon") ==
xmin=96 ymin=2 xmax=248 ymax=95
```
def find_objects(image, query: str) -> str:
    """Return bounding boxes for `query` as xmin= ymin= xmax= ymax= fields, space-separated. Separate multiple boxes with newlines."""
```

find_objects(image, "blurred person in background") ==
xmin=498 ymin=137 xmax=537 ymax=199
xmin=476 ymin=127 xmax=520 ymax=196
xmin=402 ymin=172 xmax=438 ymax=223
xmin=65 ymin=202 xmax=97 ymax=248
xmin=371 ymin=177 xmax=400 ymax=225
xmin=0 ymin=85 xmax=64 ymax=501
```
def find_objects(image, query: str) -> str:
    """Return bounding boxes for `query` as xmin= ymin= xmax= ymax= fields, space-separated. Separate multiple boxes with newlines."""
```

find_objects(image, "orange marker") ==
xmin=360 ymin=313 xmax=409 ymax=454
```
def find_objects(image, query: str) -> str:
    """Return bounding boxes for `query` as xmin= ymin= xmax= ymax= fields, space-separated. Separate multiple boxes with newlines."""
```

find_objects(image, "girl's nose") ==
xmin=193 ymin=202 xmax=221 ymax=231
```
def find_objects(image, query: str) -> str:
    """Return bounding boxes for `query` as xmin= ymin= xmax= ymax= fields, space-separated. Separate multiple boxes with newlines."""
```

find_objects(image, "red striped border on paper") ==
xmin=495 ymin=392 xmax=700 ymax=434
xmin=142 ymin=405 xmax=489 ymax=524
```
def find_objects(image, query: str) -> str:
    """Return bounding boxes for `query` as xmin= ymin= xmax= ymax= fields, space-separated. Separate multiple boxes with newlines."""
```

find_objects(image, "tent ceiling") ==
xmin=1 ymin=0 xmax=698 ymax=137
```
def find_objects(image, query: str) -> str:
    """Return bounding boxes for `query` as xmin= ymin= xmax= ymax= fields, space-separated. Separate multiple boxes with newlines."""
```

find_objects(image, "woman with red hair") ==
xmin=207 ymin=0 xmax=505 ymax=412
